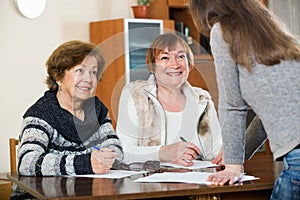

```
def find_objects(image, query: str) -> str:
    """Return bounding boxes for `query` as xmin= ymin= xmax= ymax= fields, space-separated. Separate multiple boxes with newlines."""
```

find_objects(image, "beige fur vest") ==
xmin=126 ymin=78 xmax=211 ymax=147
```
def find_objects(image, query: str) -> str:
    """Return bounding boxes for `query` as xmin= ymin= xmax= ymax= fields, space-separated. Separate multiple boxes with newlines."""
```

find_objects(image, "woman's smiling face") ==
xmin=59 ymin=55 xmax=99 ymax=102
xmin=154 ymin=42 xmax=189 ymax=89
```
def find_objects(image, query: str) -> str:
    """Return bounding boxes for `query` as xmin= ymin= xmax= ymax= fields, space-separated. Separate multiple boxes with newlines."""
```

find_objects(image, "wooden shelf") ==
xmin=168 ymin=0 xmax=190 ymax=8
xmin=148 ymin=0 xmax=199 ymax=48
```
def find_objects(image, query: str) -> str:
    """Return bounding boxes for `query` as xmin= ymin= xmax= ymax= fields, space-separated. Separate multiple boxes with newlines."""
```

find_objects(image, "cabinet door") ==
xmin=90 ymin=19 xmax=126 ymax=127
xmin=125 ymin=19 xmax=164 ymax=83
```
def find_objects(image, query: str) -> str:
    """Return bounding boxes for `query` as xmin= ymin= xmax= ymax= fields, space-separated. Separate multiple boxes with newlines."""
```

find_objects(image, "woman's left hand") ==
xmin=207 ymin=164 xmax=244 ymax=185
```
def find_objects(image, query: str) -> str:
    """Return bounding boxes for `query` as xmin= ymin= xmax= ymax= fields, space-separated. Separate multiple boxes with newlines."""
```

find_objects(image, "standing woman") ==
xmin=189 ymin=0 xmax=300 ymax=199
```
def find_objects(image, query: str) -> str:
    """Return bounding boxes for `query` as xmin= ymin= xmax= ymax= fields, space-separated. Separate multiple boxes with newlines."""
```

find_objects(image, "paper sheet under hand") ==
xmin=72 ymin=170 xmax=148 ymax=179
xmin=134 ymin=171 xmax=259 ymax=185
xmin=160 ymin=160 xmax=218 ymax=170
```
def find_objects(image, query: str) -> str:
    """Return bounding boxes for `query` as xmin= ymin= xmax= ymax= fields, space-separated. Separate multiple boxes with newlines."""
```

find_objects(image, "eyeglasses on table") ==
xmin=114 ymin=160 xmax=160 ymax=172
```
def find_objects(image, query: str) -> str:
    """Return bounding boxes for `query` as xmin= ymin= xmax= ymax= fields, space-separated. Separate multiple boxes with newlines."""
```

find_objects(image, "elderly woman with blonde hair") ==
xmin=117 ymin=33 xmax=223 ymax=167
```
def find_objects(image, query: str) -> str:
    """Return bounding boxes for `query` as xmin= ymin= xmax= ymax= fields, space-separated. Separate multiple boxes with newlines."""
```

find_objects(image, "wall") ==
xmin=269 ymin=0 xmax=300 ymax=36
xmin=0 ymin=0 xmax=136 ymax=173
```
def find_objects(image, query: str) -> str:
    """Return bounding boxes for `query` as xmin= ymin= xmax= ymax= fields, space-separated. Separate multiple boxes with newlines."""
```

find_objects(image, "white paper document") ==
xmin=134 ymin=171 xmax=259 ymax=185
xmin=160 ymin=160 xmax=217 ymax=170
xmin=72 ymin=170 xmax=147 ymax=179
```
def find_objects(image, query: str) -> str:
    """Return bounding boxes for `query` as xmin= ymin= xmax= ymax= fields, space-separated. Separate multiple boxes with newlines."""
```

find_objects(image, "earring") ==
xmin=56 ymin=82 xmax=61 ymax=91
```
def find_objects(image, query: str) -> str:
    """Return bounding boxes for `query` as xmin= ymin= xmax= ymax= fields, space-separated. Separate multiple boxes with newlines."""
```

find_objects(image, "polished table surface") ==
xmin=7 ymin=155 xmax=281 ymax=200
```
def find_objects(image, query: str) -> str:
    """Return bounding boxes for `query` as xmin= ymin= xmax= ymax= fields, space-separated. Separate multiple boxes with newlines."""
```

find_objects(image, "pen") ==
xmin=93 ymin=146 xmax=101 ymax=151
xmin=180 ymin=136 xmax=187 ymax=142
xmin=180 ymin=136 xmax=205 ymax=161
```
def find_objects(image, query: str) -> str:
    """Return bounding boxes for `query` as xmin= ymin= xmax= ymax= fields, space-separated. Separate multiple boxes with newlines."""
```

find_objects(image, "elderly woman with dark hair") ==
xmin=17 ymin=40 xmax=123 ymax=177
xmin=12 ymin=40 xmax=123 ymax=199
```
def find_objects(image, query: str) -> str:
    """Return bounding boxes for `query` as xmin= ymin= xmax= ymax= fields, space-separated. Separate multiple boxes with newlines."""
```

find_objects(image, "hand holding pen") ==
xmin=177 ymin=136 xmax=201 ymax=163
xmin=180 ymin=136 xmax=206 ymax=161
xmin=90 ymin=146 xmax=117 ymax=174
xmin=158 ymin=140 xmax=200 ymax=167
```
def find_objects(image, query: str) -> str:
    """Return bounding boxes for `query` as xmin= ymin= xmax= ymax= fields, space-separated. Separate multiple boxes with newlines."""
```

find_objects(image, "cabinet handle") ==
xmin=213 ymin=195 xmax=219 ymax=200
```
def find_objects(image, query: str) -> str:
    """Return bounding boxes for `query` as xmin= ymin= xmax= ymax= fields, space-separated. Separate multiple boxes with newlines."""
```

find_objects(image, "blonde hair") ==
xmin=146 ymin=33 xmax=194 ymax=72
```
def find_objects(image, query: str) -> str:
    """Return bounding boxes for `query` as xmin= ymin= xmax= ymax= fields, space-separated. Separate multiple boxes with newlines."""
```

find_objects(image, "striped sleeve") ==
xmin=18 ymin=117 xmax=93 ymax=176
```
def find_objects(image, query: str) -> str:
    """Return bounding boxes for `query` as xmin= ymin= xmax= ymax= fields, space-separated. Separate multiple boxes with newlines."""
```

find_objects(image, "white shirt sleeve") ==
xmin=206 ymin=100 xmax=223 ymax=159
xmin=116 ymin=86 xmax=161 ymax=164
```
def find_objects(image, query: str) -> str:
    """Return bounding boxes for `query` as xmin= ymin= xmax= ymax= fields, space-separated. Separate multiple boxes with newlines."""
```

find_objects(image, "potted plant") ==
xmin=137 ymin=0 xmax=151 ymax=5
xmin=131 ymin=0 xmax=151 ymax=18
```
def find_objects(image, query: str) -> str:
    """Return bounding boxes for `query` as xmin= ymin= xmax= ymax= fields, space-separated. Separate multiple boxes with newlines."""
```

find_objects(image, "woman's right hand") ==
xmin=207 ymin=164 xmax=244 ymax=185
xmin=91 ymin=148 xmax=117 ymax=174
xmin=158 ymin=142 xmax=201 ymax=166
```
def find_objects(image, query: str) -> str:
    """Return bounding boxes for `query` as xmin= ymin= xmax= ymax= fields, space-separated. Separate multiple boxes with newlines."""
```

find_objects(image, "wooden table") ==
xmin=7 ymin=155 xmax=281 ymax=200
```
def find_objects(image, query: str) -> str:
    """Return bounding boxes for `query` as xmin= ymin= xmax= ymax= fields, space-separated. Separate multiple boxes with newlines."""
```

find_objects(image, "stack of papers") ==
xmin=134 ymin=171 xmax=259 ymax=185
xmin=70 ymin=160 xmax=259 ymax=185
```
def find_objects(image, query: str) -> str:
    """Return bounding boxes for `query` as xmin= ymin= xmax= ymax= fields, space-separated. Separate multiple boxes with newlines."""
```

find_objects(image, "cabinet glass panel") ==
xmin=124 ymin=19 xmax=163 ymax=83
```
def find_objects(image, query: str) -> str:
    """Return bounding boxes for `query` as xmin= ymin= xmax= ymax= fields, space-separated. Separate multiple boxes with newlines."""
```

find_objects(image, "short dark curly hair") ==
xmin=45 ymin=40 xmax=105 ymax=91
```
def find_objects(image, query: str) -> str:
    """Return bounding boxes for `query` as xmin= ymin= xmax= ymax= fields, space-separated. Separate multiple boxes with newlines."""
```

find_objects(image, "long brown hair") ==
xmin=190 ymin=0 xmax=300 ymax=70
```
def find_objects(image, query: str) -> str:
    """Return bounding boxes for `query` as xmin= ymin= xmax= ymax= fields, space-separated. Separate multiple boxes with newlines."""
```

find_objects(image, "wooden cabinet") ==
xmin=148 ymin=0 xmax=200 ymax=48
xmin=90 ymin=18 xmax=174 ymax=127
